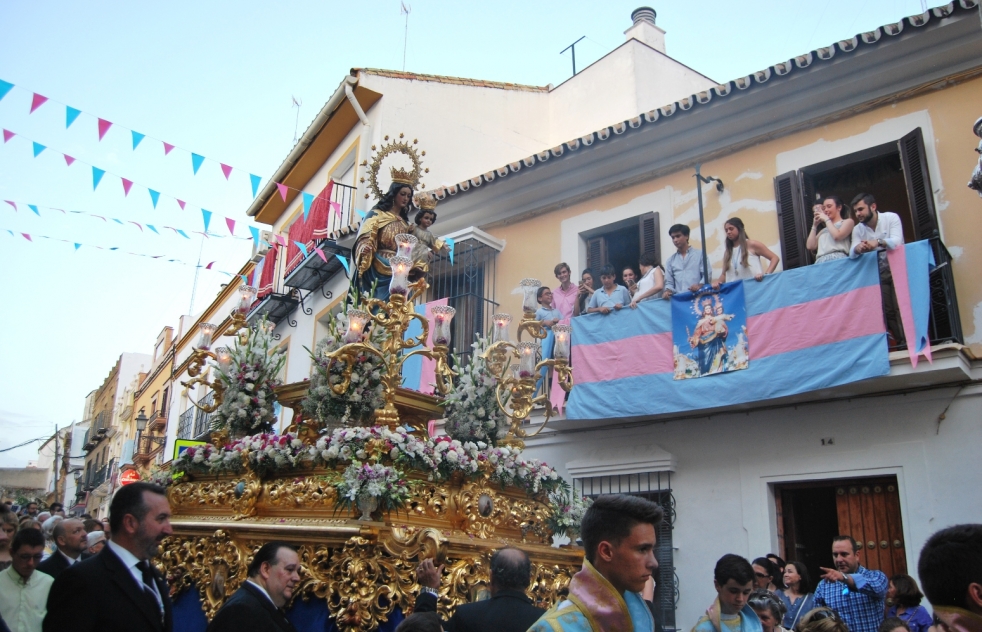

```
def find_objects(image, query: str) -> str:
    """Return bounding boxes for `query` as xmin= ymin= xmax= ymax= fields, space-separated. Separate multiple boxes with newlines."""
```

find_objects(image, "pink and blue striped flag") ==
xmin=887 ymin=240 xmax=935 ymax=367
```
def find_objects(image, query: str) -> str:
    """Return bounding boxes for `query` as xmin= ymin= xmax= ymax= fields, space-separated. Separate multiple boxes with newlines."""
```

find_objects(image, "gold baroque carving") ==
xmin=157 ymin=530 xmax=247 ymax=620
xmin=263 ymin=476 xmax=338 ymax=510
xmin=167 ymin=473 xmax=262 ymax=520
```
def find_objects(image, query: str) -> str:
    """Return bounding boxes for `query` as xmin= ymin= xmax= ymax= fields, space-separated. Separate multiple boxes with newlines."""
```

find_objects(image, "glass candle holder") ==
xmin=343 ymin=309 xmax=371 ymax=344
xmin=520 ymin=278 xmax=541 ymax=314
xmin=389 ymin=255 xmax=413 ymax=296
xmin=491 ymin=313 xmax=512 ymax=343
xmin=517 ymin=341 xmax=539 ymax=378
xmin=431 ymin=306 xmax=456 ymax=346
xmin=197 ymin=323 xmax=218 ymax=350
xmin=215 ymin=347 xmax=232 ymax=372
xmin=553 ymin=324 xmax=572 ymax=360
xmin=394 ymin=233 xmax=418 ymax=259
xmin=236 ymin=285 xmax=258 ymax=314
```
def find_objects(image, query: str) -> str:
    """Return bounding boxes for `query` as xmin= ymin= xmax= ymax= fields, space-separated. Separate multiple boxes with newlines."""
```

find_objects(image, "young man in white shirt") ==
xmin=849 ymin=193 xmax=906 ymax=345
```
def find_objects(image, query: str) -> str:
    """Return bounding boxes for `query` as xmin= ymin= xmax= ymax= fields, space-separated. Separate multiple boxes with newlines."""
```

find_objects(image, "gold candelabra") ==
xmin=483 ymin=279 xmax=573 ymax=447
xmin=323 ymin=274 xmax=456 ymax=428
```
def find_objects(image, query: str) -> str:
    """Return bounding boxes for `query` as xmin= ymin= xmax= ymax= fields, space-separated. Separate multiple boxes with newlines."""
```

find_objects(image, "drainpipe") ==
xmin=345 ymin=74 xmax=374 ymax=212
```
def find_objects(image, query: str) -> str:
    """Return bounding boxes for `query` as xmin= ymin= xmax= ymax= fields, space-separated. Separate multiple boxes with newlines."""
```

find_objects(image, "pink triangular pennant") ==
xmin=92 ymin=215 xmax=107 ymax=222
xmin=4 ymin=200 xmax=16 ymax=211
xmin=121 ymin=178 xmax=133 ymax=196
xmin=193 ymin=231 xmax=210 ymax=238
xmin=330 ymin=201 xmax=341 ymax=218
xmin=274 ymin=234 xmax=287 ymax=247
xmin=63 ymin=154 xmax=76 ymax=166
xmin=2 ymin=129 xmax=13 ymax=143
xmin=205 ymin=261 xmax=215 ymax=269
xmin=225 ymin=217 xmax=236 ymax=235
xmin=276 ymin=182 xmax=288 ymax=202
xmin=30 ymin=94 xmax=48 ymax=114
xmin=176 ymin=199 xmax=186 ymax=210
xmin=129 ymin=221 xmax=143 ymax=232
xmin=220 ymin=163 xmax=233 ymax=180
xmin=163 ymin=142 xmax=175 ymax=155
xmin=21 ymin=233 xmax=32 ymax=242
xmin=97 ymin=118 xmax=113 ymax=141
xmin=314 ymin=247 xmax=327 ymax=263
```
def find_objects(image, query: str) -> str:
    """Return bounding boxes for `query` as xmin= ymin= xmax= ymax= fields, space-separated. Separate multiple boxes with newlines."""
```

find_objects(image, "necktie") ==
xmin=136 ymin=560 xmax=164 ymax=618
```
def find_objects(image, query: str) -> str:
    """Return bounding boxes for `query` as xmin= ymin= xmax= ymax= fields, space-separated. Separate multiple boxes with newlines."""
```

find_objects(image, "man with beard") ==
xmin=814 ymin=535 xmax=888 ymax=632
xmin=207 ymin=542 xmax=300 ymax=632
xmin=42 ymin=482 xmax=173 ymax=632
xmin=36 ymin=519 xmax=87 ymax=579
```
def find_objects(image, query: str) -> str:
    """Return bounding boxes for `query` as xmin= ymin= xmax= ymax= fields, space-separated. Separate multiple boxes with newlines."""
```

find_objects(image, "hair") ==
xmin=19 ymin=518 xmax=40 ymax=531
xmin=395 ymin=612 xmax=443 ymax=632
xmin=639 ymin=251 xmax=660 ymax=268
xmin=580 ymin=494 xmax=663 ymax=564
xmin=49 ymin=503 xmax=63 ymax=512
xmin=833 ymin=535 xmax=860 ymax=553
xmin=11 ymin=526 xmax=45 ymax=553
xmin=581 ymin=268 xmax=594 ymax=281
xmin=554 ymin=262 xmax=571 ymax=277
xmin=109 ymin=482 xmax=167 ymax=533
xmin=752 ymin=557 xmax=778 ymax=582
xmin=83 ymin=519 xmax=103 ymax=533
xmin=669 ymin=223 xmax=690 ymax=238
xmin=413 ymin=208 xmax=437 ymax=226
xmin=767 ymin=554 xmax=787 ymax=590
xmin=715 ymin=554 xmax=755 ymax=587
xmin=248 ymin=541 xmax=297 ymax=578
xmin=490 ymin=547 xmax=532 ymax=591
xmin=918 ymin=524 xmax=982 ymax=609
xmin=798 ymin=607 xmax=849 ymax=632
xmin=851 ymin=193 xmax=877 ymax=209
xmin=599 ymin=264 xmax=616 ymax=278
xmin=376 ymin=181 xmax=415 ymax=221
xmin=749 ymin=589 xmax=787 ymax=622
xmin=879 ymin=617 xmax=911 ymax=632
xmin=537 ymin=286 xmax=551 ymax=304
xmin=52 ymin=519 xmax=71 ymax=544
xmin=890 ymin=573 xmax=924 ymax=608
xmin=723 ymin=217 xmax=750 ymax=269
xmin=1 ymin=511 xmax=19 ymax=534
xmin=821 ymin=195 xmax=851 ymax=221
xmin=623 ymin=266 xmax=636 ymax=276
xmin=785 ymin=560 xmax=812 ymax=594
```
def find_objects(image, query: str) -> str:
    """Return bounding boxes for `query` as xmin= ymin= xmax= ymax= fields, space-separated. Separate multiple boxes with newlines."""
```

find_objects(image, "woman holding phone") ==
xmin=806 ymin=195 xmax=855 ymax=263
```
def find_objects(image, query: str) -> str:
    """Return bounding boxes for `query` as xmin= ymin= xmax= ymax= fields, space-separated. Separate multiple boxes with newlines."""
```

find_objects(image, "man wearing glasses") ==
xmin=0 ymin=528 xmax=53 ymax=632
xmin=814 ymin=535 xmax=888 ymax=632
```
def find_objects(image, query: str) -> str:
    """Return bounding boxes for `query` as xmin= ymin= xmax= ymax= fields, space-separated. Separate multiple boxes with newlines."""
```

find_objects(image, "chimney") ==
xmin=624 ymin=6 xmax=666 ymax=53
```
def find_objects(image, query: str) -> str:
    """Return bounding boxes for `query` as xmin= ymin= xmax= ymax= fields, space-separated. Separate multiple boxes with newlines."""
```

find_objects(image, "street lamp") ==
xmin=694 ymin=164 xmax=725 ymax=285
xmin=135 ymin=408 xmax=165 ymax=454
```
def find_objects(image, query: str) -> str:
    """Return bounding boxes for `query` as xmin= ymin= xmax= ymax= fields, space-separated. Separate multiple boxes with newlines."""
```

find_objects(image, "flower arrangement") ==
xmin=210 ymin=316 xmax=287 ymax=437
xmin=171 ymin=442 xmax=245 ymax=477
xmin=546 ymin=486 xmax=593 ymax=538
xmin=443 ymin=335 xmax=508 ymax=445
xmin=236 ymin=432 xmax=311 ymax=478
xmin=301 ymin=307 xmax=387 ymax=428
xmin=142 ymin=465 xmax=179 ymax=487
xmin=330 ymin=461 xmax=416 ymax=519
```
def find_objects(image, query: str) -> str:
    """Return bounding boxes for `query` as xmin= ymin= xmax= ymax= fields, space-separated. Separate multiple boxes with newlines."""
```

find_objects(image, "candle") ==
xmin=394 ymin=233 xmax=418 ymax=259
xmin=431 ymin=306 xmax=456 ymax=346
xmin=236 ymin=285 xmax=258 ymax=314
xmin=492 ymin=313 xmax=512 ymax=343
xmin=343 ymin=309 xmax=371 ymax=344
xmin=553 ymin=324 xmax=572 ymax=360
xmin=388 ymin=255 xmax=413 ymax=296
xmin=520 ymin=278 xmax=541 ymax=314
xmin=215 ymin=347 xmax=232 ymax=371
xmin=197 ymin=323 xmax=218 ymax=350
xmin=517 ymin=341 xmax=539 ymax=378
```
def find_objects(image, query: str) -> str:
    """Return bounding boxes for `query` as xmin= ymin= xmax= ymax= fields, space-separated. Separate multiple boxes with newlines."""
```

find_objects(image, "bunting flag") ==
xmin=163 ymin=142 xmax=175 ymax=155
xmin=97 ymin=118 xmax=112 ymax=141
xmin=148 ymin=189 xmax=160 ymax=208
xmin=32 ymin=142 xmax=46 ymax=157
xmin=2 ymin=130 xmax=13 ymax=143
xmin=220 ymin=163 xmax=232 ymax=180
xmin=887 ymin=240 xmax=936 ymax=367
xmin=249 ymin=225 xmax=260 ymax=246
xmin=225 ymin=217 xmax=235 ymax=235
xmin=0 ymin=79 xmax=12 ymax=101
xmin=314 ymin=247 xmax=327 ymax=262
xmin=302 ymin=192 xmax=314 ymax=221
xmin=191 ymin=153 xmax=205 ymax=175
xmin=131 ymin=131 xmax=145 ymax=149
xmin=335 ymin=254 xmax=351 ymax=276
xmin=63 ymin=154 xmax=75 ymax=166
xmin=121 ymin=178 xmax=133 ymax=196
xmin=4 ymin=201 xmax=15 ymax=210
xmin=276 ymin=183 xmax=288 ymax=202
xmin=201 ymin=209 xmax=212 ymax=232
xmin=294 ymin=241 xmax=310 ymax=259
xmin=22 ymin=233 xmax=32 ymax=241
xmin=250 ymin=174 xmax=261 ymax=198
xmin=445 ymin=237 xmax=455 ymax=265
xmin=92 ymin=167 xmax=106 ymax=190
xmin=74 ymin=243 xmax=81 ymax=250
xmin=28 ymin=204 xmax=39 ymax=216
xmin=176 ymin=199 xmax=186 ymax=210
xmin=66 ymin=106 xmax=81 ymax=128
xmin=30 ymin=93 xmax=48 ymax=113
xmin=274 ymin=234 xmax=287 ymax=247
xmin=355 ymin=209 xmax=367 ymax=219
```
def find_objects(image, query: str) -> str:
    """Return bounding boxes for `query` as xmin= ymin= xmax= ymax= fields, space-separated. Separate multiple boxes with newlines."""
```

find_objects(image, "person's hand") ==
xmin=819 ymin=567 xmax=848 ymax=583
xmin=813 ymin=206 xmax=825 ymax=226
xmin=600 ymin=306 xmax=611 ymax=315
xmin=712 ymin=281 xmax=721 ymax=290
xmin=689 ymin=283 xmax=702 ymax=292
xmin=614 ymin=303 xmax=623 ymax=310
xmin=663 ymin=289 xmax=674 ymax=298
xmin=754 ymin=273 xmax=764 ymax=282
xmin=630 ymin=299 xmax=639 ymax=309
xmin=417 ymin=558 xmax=444 ymax=590
xmin=816 ymin=210 xmax=830 ymax=224
xmin=578 ymin=283 xmax=589 ymax=296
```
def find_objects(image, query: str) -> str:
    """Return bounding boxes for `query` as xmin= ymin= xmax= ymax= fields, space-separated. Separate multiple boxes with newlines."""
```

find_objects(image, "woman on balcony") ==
xmin=807 ymin=195 xmax=855 ymax=263
xmin=713 ymin=218 xmax=780 ymax=288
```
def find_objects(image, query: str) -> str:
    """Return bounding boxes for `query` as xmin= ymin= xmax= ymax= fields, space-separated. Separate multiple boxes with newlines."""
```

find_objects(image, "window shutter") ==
xmin=639 ymin=212 xmax=661 ymax=265
xmin=586 ymin=236 xmax=607 ymax=273
xmin=898 ymin=128 xmax=938 ymax=240
xmin=774 ymin=171 xmax=807 ymax=270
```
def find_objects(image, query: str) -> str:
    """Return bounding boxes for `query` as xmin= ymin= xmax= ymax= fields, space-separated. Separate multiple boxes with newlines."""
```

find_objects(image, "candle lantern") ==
xmin=430 ymin=306 xmax=456 ymax=346
xmin=215 ymin=347 xmax=232 ymax=371
xmin=520 ymin=278 xmax=541 ymax=314
xmin=553 ymin=324 xmax=572 ymax=360
xmin=197 ymin=323 xmax=218 ymax=350
xmin=394 ymin=233 xmax=418 ymax=259
xmin=517 ymin=341 xmax=539 ymax=378
xmin=491 ymin=313 xmax=512 ymax=343
xmin=389 ymin=256 xmax=413 ymax=296
xmin=343 ymin=309 xmax=371 ymax=344
xmin=236 ymin=285 xmax=258 ymax=314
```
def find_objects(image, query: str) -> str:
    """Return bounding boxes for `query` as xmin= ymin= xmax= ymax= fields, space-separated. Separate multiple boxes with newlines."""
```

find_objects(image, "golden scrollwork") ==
xmin=167 ymin=473 xmax=262 ymax=520
xmin=157 ymin=530 xmax=248 ymax=620
xmin=365 ymin=134 xmax=428 ymax=201
xmin=263 ymin=476 xmax=338 ymax=511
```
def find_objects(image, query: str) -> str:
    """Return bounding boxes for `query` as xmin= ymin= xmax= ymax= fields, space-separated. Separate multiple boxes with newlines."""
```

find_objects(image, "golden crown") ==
xmin=390 ymin=166 xmax=418 ymax=187
xmin=414 ymin=192 xmax=438 ymax=211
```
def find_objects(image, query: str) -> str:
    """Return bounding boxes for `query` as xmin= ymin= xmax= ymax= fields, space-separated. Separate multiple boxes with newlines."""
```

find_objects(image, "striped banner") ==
xmin=566 ymin=254 xmax=890 ymax=420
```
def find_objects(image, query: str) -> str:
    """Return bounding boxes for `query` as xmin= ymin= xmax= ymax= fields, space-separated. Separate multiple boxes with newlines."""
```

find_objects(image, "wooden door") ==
xmin=834 ymin=478 xmax=907 ymax=577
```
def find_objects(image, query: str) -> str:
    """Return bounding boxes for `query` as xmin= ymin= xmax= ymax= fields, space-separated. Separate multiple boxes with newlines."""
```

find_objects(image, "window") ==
xmin=583 ymin=212 xmax=660 ymax=284
xmin=574 ymin=472 xmax=677 ymax=631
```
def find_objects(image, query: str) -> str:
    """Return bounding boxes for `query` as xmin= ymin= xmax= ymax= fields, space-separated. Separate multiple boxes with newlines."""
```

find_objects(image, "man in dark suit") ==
xmin=207 ymin=541 xmax=300 ymax=632
xmin=37 ymin=518 xmax=87 ymax=579
xmin=43 ymin=482 xmax=174 ymax=632
xmin=414 ymin=547 xmax=545 ymax=632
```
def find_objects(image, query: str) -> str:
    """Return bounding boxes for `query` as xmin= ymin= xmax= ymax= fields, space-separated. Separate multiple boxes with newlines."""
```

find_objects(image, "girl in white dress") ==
xmin=806 ymin=195 xmax=855 ymax=263
xmin=713 ymin=217 xmax=780 ymax=288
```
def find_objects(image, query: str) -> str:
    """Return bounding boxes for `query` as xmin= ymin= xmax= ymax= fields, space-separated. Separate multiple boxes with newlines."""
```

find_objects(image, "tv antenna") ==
xmin=291 ymin=96 xmax=303 ymax=145
xmin=560 ymin=36 xmax=586 ymax=77
xmin=401 ymin=2 xmax=412 ymax=71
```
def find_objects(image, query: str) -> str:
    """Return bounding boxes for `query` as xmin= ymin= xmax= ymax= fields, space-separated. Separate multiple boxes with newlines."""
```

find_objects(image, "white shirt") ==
xmin=107 ymin=540 xmax=162 ymax=610
xmin=0 ymin=566 xmax=53 ymax=632
xmin=635 ymin=267 xmax=662 ymax=301
xmin=849 ymin=212 xmax=904 ymax=257
xmin=58 ymin=550 xmax=79 ymax=566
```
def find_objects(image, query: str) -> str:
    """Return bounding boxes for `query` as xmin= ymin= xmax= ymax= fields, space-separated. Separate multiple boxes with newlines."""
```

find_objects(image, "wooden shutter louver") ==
xmin=639 ymin=212 xmax=661 ymax=265
xmin=774 ymin=171 xmax=807 ymax=270
xmin=586 ymin=236 xmax=607 ymax=273
xmin=898 ymin=128 xmax=938 ymax=240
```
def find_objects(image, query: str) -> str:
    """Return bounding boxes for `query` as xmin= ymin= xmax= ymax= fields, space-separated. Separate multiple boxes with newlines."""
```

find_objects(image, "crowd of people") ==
xmin=0 ymin=486 xmax=978 ymax=632
xmin=536 ymin=193 xmax=906 ymax=347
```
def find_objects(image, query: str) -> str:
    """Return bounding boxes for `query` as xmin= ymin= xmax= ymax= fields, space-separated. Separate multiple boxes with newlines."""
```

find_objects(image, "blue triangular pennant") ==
xmin=445 ymin=237 xmax=456 ymax=265
xmin=112 ymin=218 xmax=124 ymax=225
xmin=131 ymin=131 xmax=145 ymax=149
xmin=32 ymin=142 xmax=46 ymax=157
xmin=92 ymin=167 xmax=106 ymax=190
xmin=74 ymin=243 xmax=81 ymax=251
xmin=28 ymin=204 xmax=39 ymax=216
xmin=294 ymin=240 xmax=309 ymax=258
xmin=176 ymin=229 xmax=189 ymax=239
xmin=66 ymin=106 xmax=81 ymax=128
xmin=148 ymin=189 xmax=160 ymax=208
xmin=250 ymin=174 xmax=261 ymax=198
xmin=335 ymin=254 xmax=351 ymax=276
xmin=147 ymin=224 xmax=159 ymax=234
xmin=355 ymin=209 xmax=367 ymax=219
xmin=201 ymin=209 xmax=212 ymax=232
xmin=302 ymin=192 xmax=314 ymax=221
xmin=249 ymin=225 xmax=260 ymax=246
xmin=191 ymin=153 xmax=205 ymax=174
xmin=0 ymin=79 xmax=12 ymax=102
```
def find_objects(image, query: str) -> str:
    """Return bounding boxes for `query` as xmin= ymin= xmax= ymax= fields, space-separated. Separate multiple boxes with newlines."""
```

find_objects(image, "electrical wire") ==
xmin=0 ymin=435 xmax=48 ymax=452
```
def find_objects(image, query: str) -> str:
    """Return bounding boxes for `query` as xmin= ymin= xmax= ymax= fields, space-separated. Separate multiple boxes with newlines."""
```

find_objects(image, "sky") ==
xmin=0 ymin=0 xmax=933 ymax=467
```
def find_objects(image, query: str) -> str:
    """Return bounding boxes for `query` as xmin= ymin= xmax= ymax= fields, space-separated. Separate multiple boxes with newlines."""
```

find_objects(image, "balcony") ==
xmin=147 ymin=408 xmax=167 ymax=432
xmin=282 ymin=183 xmax=357 ymax=293
xmin=133 ymin=433 xmax=165 ymax=467
xmin=192 ymin=392 xmax=215 ymax=440
xmin=176 ymin=407 xmax=195 ymax=440
xmin=84 ymin=411 xmax=112 ymax=452
xmin=247 ymin=291 xmax=300 ymax=328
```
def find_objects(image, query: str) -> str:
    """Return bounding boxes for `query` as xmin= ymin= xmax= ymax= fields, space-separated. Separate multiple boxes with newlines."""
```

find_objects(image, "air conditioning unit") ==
xmin=251 ymin=230 xmax=273 ymax=262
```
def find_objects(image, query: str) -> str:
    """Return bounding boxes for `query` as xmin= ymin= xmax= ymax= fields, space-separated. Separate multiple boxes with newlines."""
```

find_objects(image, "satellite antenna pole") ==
xmin=291 ymin=96 xmax=303 ymax=145
xmin=560 ymin=36 xmax=586 ymax=77
xmin=401 ymin=3 xmax=412 ymax=71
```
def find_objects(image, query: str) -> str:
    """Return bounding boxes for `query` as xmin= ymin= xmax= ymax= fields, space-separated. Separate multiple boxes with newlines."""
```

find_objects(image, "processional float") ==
xmin=162 ymin=137 xmax=581 ymax=630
